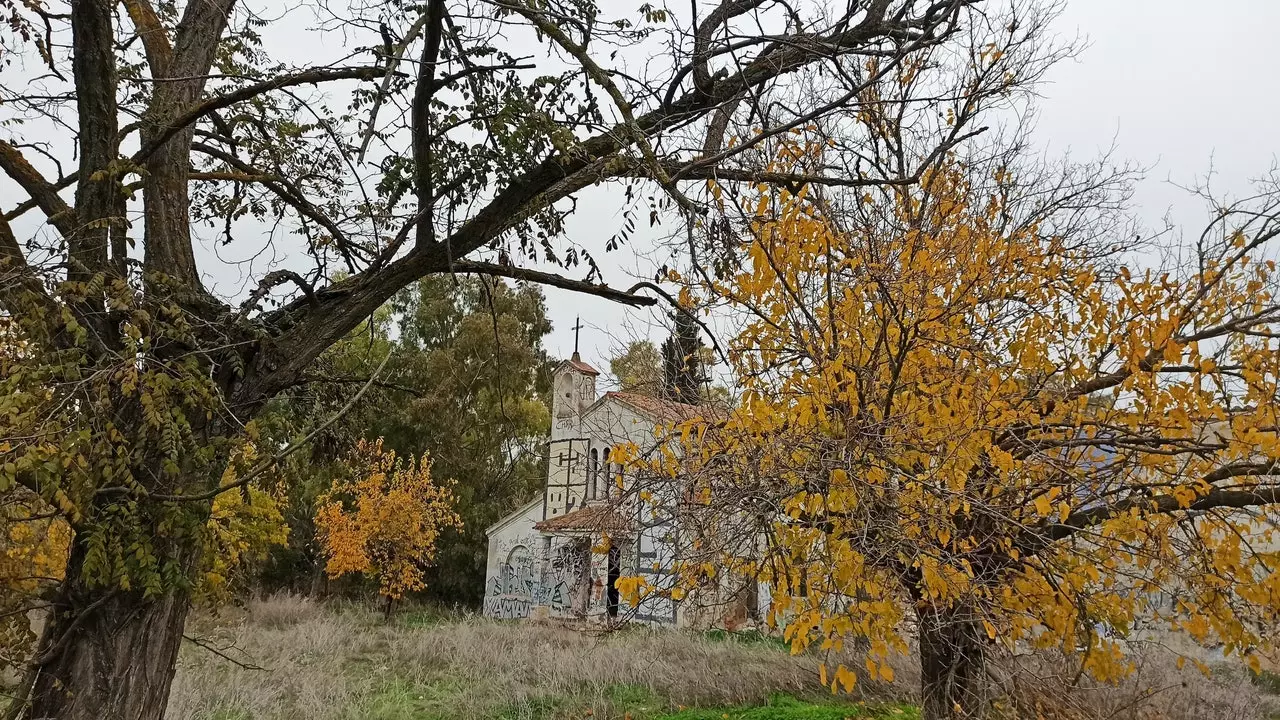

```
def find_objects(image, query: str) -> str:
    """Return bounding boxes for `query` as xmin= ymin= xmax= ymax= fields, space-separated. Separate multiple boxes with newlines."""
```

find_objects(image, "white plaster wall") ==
xmin=482 ymin=500 xmax=545 ymax=619
xmin=545 ymin=438 xmax=590 ymax=520
xmin=581 ymin=398 xmax=665 ymax=460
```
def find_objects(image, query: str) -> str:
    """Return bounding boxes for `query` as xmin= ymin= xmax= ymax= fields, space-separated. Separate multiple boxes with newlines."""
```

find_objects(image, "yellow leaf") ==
xmin=1034 ymin=494 xmax=1052 ymax=517
xmin=834 ymin=665 xmax=857 ymax=693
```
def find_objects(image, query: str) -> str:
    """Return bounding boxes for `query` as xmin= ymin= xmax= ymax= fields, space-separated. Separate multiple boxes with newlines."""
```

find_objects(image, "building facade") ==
xmin=482 ymin=352 xmax=764 ymax=627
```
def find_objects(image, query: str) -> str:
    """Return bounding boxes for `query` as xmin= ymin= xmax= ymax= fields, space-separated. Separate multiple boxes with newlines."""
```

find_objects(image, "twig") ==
xmin=626 ymin=280 xmax=728 ymax=367
xmin=451 ymin=260 xmax=656 ymax=307
xmin=357 ymin=12 xmax=433 ymax=162
xmin=183 ymin=634 xmax=267 ymax=671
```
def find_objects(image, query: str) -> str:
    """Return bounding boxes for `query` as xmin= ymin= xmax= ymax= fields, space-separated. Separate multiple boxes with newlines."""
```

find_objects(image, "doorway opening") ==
xmin=607 ymin=544 xmax=621 ymax=618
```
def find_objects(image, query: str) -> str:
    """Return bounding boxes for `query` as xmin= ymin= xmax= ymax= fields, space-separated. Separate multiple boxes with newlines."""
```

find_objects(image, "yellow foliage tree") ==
xmin=197 ymin=445 xmax=290 ymax=603
xmin=315 ymin=439 xmax=461 ymax=607
xmin=0 ymin=492 xmax=72 ymax=671
xmin=632 ymin=140 xmax=1280 ymax=719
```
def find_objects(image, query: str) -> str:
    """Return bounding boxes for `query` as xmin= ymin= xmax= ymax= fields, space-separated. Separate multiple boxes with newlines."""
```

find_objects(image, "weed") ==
xmin=1252 ymin=669 xmax=1280 ymax=695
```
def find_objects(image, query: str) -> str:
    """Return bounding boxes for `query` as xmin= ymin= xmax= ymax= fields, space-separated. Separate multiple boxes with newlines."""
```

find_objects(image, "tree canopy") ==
xmin=633 ymin=139 xmax=1280 ymax=719
xmin=611 ymin=340 xmax=665 ymax=397
xmin=0 ymin=0 xmax=1170 ymax=717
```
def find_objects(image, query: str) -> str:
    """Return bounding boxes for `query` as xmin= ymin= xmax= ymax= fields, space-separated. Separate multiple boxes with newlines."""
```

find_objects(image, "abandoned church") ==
xmin=482 ymin=342 xmax=768 ymax=628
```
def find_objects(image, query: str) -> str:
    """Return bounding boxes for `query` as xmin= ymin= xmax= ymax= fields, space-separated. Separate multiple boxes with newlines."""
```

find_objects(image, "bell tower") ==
xmin=551 ymin=351 xmax=598 ymax=441
xmin=551 ymin=319 xmax=598 ymax=441
xmin=545 ymin=326 xmax=598 ymax=519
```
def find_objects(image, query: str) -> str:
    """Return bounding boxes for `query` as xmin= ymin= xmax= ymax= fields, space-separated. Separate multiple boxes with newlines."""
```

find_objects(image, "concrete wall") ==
xmin=483 ymin=519 xmax=620 ymax=622
xmin=551 ymin=362 xmax=596 ymax=441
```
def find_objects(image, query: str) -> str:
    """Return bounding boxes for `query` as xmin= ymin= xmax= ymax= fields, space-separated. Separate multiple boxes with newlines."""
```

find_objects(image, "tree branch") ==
xmin=97 ymin=350 xmax=392 ymax=503
xmin=450 ymin=260 xmax=657 ymax=307
xmin=1023 ymin=462 xmax=1280 ymax=551
xmin=411 ymin=0 xmax=446 ymax=249
xmin=135 ymin=66 xmax=384 ymax=166
xmin=0 ymin=140 xmax=75 ymax=237
xmin=238 ymin=269 xmax=318 ymax=319
xmin=191 ymin=141 xmax=362 ymax=272
xmin=252 ymin=0 xmax=970 ymax=403
xmin=120 ymin=0 xmax=172 ymax=76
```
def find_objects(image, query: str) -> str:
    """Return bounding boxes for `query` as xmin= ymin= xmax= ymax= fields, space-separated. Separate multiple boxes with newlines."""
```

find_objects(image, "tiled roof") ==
xmin=564 ymin=352 xmax=600 ymax=376
xmin=534 ymin=504 xmax=631 ymax=534
xmin=605 ymin=391 xmax=719 ymax=424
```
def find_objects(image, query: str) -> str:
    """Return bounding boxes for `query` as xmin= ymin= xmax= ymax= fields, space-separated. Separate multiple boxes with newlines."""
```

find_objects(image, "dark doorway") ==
xmin=607 ymin=544 xmax=621 ymax=618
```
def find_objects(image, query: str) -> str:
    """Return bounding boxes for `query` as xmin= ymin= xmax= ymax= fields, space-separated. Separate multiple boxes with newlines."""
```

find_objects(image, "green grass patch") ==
xmin=344 ymin=675 xmax=470 ymax=720
xmin=607 ymin=683 xmax=666 ymax=716
xmin=392 ymin=602 xmax=463 ymax=629
xmin=493 ymin=693 xmax=575 ymax=720
xmin=1251 ymin=668 xmax=1280 ymax=695
xmin=655 ymin=695 xmax=919 ymax=720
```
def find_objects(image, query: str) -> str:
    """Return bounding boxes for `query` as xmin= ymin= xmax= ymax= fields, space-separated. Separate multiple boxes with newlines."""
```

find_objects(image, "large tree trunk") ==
xmin=26 ymin=540 xmax=195 ymax=720
xmin=918 ymin=603 xmax=988 ymax=720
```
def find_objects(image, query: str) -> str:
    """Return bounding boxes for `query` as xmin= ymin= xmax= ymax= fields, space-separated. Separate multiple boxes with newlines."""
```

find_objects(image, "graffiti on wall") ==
xmin=483 ymin=537 xmax=579 ymax=619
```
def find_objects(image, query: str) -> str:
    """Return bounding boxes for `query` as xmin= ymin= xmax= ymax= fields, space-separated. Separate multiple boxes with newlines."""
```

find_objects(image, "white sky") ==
xmin=5 ymin=0 xmax=1277 ymax=388
xmin=551 ymin=0 xmax=1280 ymax=380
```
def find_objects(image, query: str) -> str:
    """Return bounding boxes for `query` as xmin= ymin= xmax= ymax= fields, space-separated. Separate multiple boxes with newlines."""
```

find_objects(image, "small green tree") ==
xmin=611 ymin=340 xmax=664 ymax=395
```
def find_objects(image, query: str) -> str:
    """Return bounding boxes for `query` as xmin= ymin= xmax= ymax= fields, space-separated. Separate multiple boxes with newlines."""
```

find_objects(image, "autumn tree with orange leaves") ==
xmin=315 ymin=440 xmax=461 ymax=612
xmin=629 ymin=124 xmax=1280 ymax=719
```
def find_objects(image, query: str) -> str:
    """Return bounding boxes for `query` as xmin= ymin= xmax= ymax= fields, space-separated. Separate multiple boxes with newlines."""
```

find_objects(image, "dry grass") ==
xmin=168 ymin=595 xmax=1280 ymax=720
xmin=168 ymin=594 xmax=831 ymax=720
xmin=988 ymin=643 xmax=1280 ymax=720
xmin=830 ymin=636 xmax=1280 ymax=720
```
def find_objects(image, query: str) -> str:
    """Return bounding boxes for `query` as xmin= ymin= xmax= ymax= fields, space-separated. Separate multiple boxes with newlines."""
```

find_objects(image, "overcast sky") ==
xmin=553 ymin=0 xmax=1280 ymax=381
xmin=5 ymin=0 xmax=1277 ymax=388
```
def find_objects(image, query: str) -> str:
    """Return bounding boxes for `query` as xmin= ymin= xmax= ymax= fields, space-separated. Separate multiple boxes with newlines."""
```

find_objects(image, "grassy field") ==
xmin=167 ymin=594 xmax=907 ymax=720
xmin=167 ymin=594 xmax=1280 ymax=720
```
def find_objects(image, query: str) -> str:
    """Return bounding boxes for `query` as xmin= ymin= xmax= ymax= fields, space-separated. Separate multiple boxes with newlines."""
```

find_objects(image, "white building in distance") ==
xmin=482 ymin=351 xmax=762 ymax=627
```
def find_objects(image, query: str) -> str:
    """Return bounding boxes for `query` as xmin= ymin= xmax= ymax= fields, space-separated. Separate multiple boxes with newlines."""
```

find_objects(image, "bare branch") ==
xmin=451 ymin=260 xmax=657 ymax=307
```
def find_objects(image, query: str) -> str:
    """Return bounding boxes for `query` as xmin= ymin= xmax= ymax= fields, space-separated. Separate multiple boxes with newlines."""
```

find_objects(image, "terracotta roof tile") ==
xmin=605 ymin=391 xmax=719 ymax=424
xmin=535 ymin=504 xmax=631 ymax=534
xmin=568 ymin=359 xmax=600 ymax=375
xmin=563 ymin=352 xmax=600 ymax=376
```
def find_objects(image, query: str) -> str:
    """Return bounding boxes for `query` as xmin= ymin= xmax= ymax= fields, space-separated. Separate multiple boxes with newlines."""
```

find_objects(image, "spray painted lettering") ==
xmin=483 ymin=538 xmax=582 ymax=618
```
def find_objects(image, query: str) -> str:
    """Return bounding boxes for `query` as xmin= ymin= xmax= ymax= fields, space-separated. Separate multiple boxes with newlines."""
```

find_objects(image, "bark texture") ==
xmin=28 ymin=544 xmax=197 ymax=720
xmin=918 ymin=604 xmax=988 ymax=720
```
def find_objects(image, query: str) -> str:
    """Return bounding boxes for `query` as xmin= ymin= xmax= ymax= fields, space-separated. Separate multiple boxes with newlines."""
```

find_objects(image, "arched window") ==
xmin=503 ymin=545 xmax=533 ymax=596
xmin=601 ymin=447 xmax=611 ymax=500
xmin=589 ymin=448 xmax=599 ymax=499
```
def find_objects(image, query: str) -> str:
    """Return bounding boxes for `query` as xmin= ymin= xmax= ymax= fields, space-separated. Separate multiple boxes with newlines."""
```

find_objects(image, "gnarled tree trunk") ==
xmin=26 ymin=530 xmax=199 ymax=720
xmin=918 ymin=603 xmax=988 ymax=720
